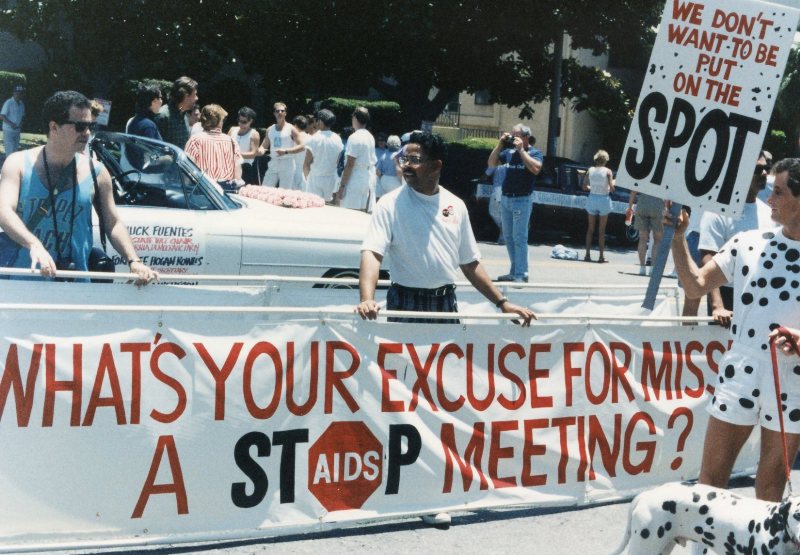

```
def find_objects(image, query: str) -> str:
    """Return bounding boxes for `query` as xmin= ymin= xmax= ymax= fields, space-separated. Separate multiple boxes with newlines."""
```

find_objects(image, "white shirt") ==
xmin=361 ymin=185 xmax=480 ymax=288
xmin=307 ymin=130 xmax=344 ymax=177
xmin=345 ymin=128 xmax=377 ymax=169
xmin=233 ymin=128 xmax=257 ymax=165
xmin=713 ymin=228 xmax=800 ymax=352
xmin=268 ymin=123 xmax=295 ymax=159
xmin=698 ymin=199 xmax=774 ymax=253
xmin=586 ymin=166 xmax=612 ymax=196
xmin=1 ymin=97 xmax=24 ymax=130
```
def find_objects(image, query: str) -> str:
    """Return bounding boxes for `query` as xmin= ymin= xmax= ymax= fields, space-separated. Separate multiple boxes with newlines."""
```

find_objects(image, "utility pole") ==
xmin=547 ymin=33 xmax=563 ymax=157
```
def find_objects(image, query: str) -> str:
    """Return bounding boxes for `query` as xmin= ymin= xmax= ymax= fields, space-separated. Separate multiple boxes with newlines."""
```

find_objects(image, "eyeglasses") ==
xmin=62 ymin=120 xmax=98 ymax=133
xmin=398 ymin=155 xmax=426 ymax=165
xmin=754 ymin=163 xmax=772 ymax=175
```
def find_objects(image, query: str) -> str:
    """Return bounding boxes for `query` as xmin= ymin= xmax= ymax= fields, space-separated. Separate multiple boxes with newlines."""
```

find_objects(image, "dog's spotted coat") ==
xmin=611 ymin=482 xmax=800 ymax=554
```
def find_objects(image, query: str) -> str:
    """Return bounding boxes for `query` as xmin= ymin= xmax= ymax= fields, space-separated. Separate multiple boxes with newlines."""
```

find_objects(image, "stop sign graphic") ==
xmin=308 ymin=421 xmax=383 ymax=511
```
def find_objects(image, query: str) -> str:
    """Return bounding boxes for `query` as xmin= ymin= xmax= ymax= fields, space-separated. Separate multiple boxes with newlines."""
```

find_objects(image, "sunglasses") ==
xmin=238 ymin=119 xmax=251 ymax=124
xmin=398 ymin=155 xmax=426 ymax=165
xmin=63 ymin=120 xmax=98 ymax=133
xmin=754 ymin=163 xmax=771 ymax=175
xmin=274 ymin=109 xmax=286 ymax=113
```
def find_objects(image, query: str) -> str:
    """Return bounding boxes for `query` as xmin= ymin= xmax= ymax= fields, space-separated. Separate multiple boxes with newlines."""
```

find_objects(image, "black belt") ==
xmin=502 ymin=191 xmax=532 ymax=197
xmin=392 ymin=283 xmax=456 ymax=297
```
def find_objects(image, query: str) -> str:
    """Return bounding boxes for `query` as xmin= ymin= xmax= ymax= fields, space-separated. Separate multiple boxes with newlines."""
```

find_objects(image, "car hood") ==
xmin=231 ymin=195 xmax=371 ymax=243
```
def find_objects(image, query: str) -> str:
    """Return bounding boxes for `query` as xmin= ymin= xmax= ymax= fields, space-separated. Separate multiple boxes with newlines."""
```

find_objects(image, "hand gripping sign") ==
xmin=614 ymin=0 xmax=799 ymax=308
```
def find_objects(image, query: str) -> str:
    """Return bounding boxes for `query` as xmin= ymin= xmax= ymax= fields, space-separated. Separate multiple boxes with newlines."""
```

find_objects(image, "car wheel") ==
xmin=316 ymin=268 xmax=359 ymax=289
xmin=624 ymin=225 xmax=639 ymax=244
xmin=315 ymin=269 xmax=391 ymax=289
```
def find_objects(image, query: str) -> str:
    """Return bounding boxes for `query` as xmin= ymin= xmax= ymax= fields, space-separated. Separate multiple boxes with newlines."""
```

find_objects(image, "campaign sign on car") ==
xmin=616 ymin=0 xmax=799 ymax=217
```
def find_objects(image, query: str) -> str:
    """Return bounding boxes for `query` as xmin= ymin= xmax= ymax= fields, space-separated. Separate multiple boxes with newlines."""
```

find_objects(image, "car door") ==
xmin=92 ymin=134 xmax=242 ymax=278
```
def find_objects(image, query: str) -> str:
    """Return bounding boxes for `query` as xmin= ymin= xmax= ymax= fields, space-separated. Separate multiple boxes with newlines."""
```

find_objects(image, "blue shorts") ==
xmin=585 ymin=194 xmax=612 ymax=216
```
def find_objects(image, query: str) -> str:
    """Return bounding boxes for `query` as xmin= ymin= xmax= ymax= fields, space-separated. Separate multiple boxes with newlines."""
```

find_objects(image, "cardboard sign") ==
xmin=93 ymin=98 xmax=112 ymax=127
xmin=616 ymin=0 xmax=799 ymax=216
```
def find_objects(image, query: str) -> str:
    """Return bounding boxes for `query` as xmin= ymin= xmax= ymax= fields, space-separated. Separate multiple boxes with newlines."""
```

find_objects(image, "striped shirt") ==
xmin=184 ymin=129 xmax=242 ymax=181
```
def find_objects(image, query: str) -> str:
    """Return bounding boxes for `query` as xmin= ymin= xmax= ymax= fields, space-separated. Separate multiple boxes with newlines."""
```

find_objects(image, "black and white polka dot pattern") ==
xmin=714 ymin=229 xmax=800 ymax=352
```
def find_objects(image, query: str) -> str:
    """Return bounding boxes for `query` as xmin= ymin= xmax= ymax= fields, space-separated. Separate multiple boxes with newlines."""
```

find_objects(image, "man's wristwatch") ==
xmin=128 ymin=258 xmax=142 ymax=265
xmin=495 ymin=297 xmax=509 ymax=308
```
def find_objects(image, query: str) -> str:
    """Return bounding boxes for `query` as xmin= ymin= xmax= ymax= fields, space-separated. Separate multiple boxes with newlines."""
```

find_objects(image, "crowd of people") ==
xmin=122 ymin=77 xmax=407 ymax=210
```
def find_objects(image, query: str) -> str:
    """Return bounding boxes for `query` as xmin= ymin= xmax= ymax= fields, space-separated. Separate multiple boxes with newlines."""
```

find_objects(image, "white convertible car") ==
xmin=91 ymin=132 xmax=372 ymax=283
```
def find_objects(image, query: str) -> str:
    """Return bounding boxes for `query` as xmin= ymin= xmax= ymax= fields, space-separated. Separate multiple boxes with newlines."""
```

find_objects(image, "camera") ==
xmin=502 ymin=133 xmax=516 ymax=149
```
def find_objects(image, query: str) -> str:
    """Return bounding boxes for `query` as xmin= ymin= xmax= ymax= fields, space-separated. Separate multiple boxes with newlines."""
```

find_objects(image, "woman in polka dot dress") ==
xmin=672 ymin=157 xmax=800 ymax=504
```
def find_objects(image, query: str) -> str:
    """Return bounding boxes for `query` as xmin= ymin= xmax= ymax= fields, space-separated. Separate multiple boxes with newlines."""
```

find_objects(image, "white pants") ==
xmin=2 ymin=129 xmax=20 ymax=156
xmin=339 ymin=167 xmax=375 ymax=212
xmin=291 ymin=151 xmax=307 ymax=191
xmin=307 ymin=174 xmax=337 ymax=202
xmin=264 ymin=158 xmax=296 ymax=188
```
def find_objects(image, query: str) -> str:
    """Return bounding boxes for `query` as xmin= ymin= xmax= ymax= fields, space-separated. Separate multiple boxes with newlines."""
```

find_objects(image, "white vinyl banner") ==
xmin=616 ymin=0 xmax=800 ymax=216
xmin=0 ymin=286 xmax=754 ymax=552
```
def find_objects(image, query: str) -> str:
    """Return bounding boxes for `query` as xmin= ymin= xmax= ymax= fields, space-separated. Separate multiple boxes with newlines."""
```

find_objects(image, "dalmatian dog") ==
xmin=610 ymin=482 xmax=800 ymax=554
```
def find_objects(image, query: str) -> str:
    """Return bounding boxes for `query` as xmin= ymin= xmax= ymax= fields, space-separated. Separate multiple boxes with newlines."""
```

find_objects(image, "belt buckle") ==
xmin=433 ymin=285 xmax=450 ymax=297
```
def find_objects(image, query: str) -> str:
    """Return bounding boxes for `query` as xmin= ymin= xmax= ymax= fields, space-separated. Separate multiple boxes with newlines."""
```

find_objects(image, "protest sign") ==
xmin=616 ymin=0 xmax=800 ymax=216
xmin=0 ymin=283 xmax=755 ymax=552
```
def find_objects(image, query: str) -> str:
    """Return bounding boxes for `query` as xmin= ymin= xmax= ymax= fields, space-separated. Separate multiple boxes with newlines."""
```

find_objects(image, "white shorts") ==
xmin=708 ymin=344 xmax=800 ymax=433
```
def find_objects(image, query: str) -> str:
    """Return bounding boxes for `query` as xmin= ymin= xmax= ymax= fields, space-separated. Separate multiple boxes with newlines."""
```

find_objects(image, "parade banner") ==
xmin=0 ymin=284 xmax=754 ymax=552
xmin=616 ymin=0 xmax=800 ymax=216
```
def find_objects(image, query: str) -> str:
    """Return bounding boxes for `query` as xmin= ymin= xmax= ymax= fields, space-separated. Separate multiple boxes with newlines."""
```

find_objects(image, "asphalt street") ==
xmin=103 ymin=476 xmax=796 ymax=555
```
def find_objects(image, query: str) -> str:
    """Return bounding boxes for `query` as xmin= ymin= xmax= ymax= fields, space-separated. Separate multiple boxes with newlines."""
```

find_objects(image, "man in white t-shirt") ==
xmin=303 ymin=109 xmax=343 ymax=202
xmin=1 ymin=85 xmax=25 ymax=156
xmin=357 ymin=131 xmax=535 ymax=326
xmin=336 ymin=106 xmax=377 ymax=212
xmin=697 ymin=151 xmax=775 ymax=326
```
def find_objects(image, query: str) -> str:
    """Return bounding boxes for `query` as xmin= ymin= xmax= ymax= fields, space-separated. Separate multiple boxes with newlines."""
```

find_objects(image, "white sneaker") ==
xmin=421 ymin=512 xmax=451 ymax=526
xmin=639 ymin=265 xmax=647 ymax=276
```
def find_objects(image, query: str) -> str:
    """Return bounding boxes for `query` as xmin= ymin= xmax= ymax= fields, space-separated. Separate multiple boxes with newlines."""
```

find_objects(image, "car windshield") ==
xmin=91 ymin=132 xmax=239 ymax=211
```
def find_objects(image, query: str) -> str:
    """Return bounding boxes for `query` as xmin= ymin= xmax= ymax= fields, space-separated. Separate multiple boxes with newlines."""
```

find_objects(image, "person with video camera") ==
xmin=488 ymin=124 xmax=543 ymax=283
xmin=0 ymin=91 xmax=158 ymax=285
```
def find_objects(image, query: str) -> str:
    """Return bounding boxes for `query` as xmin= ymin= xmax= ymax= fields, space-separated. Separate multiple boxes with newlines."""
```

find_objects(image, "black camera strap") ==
xmin=88 ymin=147 xmax=108 ymax=252
xmin=41 ymin=147 xmax=77 ymax=265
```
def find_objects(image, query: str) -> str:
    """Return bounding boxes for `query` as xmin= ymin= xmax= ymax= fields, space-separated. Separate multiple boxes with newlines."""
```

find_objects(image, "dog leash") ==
xmin=769 ymin=326 xmax=800 ymax=498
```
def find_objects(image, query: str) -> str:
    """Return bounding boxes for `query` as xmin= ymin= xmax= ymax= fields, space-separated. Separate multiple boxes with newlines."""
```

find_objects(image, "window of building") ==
xmin=474 ymin=89 xmax=492 ymax=105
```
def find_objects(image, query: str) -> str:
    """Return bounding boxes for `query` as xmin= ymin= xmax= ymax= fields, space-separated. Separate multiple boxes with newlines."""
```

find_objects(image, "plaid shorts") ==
xmin=386 ymin=283 xmax=459 ymax=324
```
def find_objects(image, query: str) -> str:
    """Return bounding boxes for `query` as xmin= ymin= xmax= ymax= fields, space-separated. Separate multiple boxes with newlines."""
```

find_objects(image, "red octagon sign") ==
xmin=308 ymin=421 xmax=383 ymax=511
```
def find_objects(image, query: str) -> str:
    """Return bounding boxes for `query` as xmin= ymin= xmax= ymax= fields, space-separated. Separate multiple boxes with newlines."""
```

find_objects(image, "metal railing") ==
xmin=434 ymin=106 xmax=460 ymax=127
xmin=0 ymin=267 xmax=708 ymax=324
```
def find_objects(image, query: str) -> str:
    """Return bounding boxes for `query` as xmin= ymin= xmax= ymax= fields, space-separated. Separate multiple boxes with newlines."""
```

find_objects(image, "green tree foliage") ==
xmin=0 ymin=0 xmax=661 ymax=132
xmin=773 ymin=47 xmax=800 ymax=158
xmin=0 ymin=71 xmax=25 ymax=94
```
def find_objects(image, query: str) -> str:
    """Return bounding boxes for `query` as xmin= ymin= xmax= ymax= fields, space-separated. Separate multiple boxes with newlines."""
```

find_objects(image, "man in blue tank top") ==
xmin=0 ymin=90 xmax=158 ymax=284
xmin=488 ymin=124 xmax=543 ymax=283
